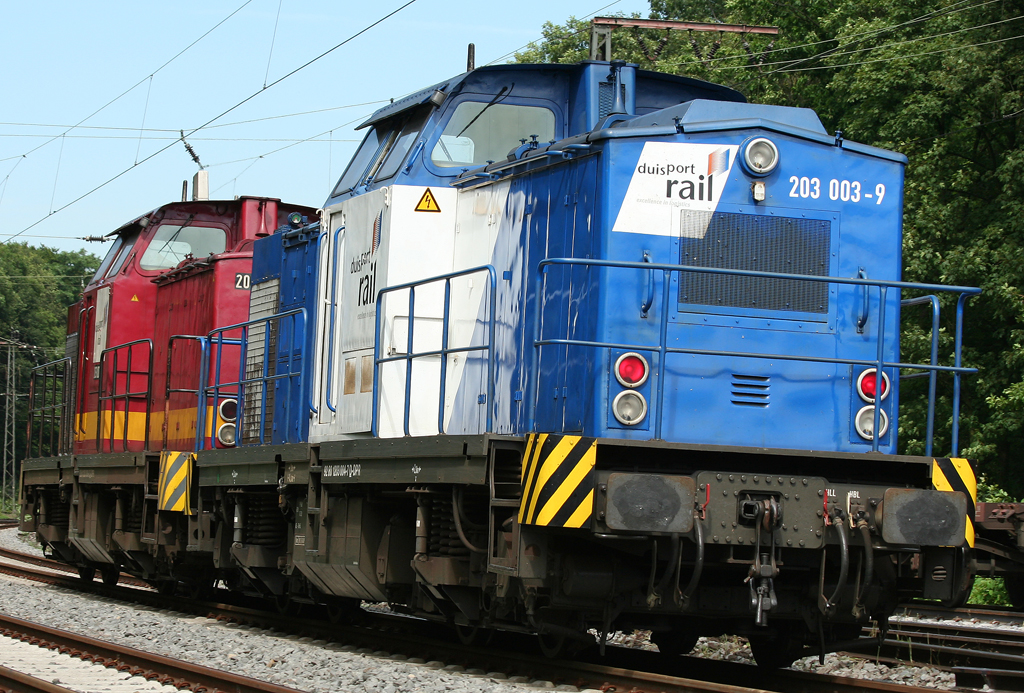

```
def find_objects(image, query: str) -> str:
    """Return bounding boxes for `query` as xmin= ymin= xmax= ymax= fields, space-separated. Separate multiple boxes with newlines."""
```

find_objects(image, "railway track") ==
xmin=0 ymin=611 xmax=311 ymax=693
xmin=834 ymin=604 xmax=1024 ymax=690
xmin=0 ymin=544 xmax=958 ymax=693
xmin=0 ymin=663 xmax=80 ymax=693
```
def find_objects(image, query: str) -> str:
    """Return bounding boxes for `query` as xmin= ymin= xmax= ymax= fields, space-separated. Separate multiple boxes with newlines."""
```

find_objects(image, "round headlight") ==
xmin=218 ymin=398 xmax=237 ymax=422
xmin=217 ymin=422 xmax=237 ymax=447
xmin=612 ymin=390 xmax=648 ymax=426
xmin=742 ymin=137 xmax=779 ymax=175
xmin=854 ymin=405 xmax=889 ymax=441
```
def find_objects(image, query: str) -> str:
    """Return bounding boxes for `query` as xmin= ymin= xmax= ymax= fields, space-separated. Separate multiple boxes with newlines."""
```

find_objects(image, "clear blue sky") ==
xmin=0 ymin=0 xmax=651 ymax=257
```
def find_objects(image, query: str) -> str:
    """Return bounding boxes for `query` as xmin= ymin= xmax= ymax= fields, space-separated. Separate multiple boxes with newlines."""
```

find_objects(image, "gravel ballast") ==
xmin=0 ymin=528 xmax=965 ymax=691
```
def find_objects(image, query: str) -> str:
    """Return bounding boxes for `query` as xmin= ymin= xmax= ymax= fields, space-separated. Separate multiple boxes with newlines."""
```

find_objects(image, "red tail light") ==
xmin=615 ymin=352 xmax=649 ymax=388
xmin=856 ymin=369 xmax=890 ymax=403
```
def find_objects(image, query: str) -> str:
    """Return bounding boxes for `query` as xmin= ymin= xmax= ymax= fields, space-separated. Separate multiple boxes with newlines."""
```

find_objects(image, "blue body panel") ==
xmin=248 ymin=224 xmax=321 ymax=444
xmin=232 ymin=61 xmax=974 ymax=457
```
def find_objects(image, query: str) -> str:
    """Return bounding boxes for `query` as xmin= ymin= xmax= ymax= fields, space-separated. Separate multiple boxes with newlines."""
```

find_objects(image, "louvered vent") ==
xmin=598 ymin=81 xmax=626 ymax=118
xmin=242 ymin=279 xmax=279 ymax=445
xmin=678 ymin=211 xmax=831 ymax=317
xmin=731 ymin=374 xmax=770 ymax=407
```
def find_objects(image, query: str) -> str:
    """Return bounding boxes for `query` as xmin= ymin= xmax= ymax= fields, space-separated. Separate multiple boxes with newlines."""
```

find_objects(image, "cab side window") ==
xmin=331 ymin=107 xmax=429 ymax=196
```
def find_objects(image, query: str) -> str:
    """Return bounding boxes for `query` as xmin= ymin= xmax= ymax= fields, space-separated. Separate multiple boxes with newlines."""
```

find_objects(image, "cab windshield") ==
xmin=430 ymin=101 xmax=555 ymax=169
xmin=139 ymin=224 xmax=226 ymax=270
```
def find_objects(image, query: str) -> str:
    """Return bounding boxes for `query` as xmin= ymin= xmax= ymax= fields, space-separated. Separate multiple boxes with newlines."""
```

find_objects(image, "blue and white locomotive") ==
xmin=23 ymin=60 xmax=981 ymax=666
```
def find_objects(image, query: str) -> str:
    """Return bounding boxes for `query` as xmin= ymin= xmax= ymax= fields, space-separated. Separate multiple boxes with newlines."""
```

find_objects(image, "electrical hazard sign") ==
xmin=414 ymin=188 xmax=441 ymax=213
xmin=131 ymin=295 xmax=139 ymax=302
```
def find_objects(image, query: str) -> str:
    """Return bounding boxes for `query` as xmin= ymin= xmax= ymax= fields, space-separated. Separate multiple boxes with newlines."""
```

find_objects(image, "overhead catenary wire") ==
xmin=774 ymin=31 xmax=1024 ymax=73
xmin=2 ymin=0 xmax=420 ymax=246
xmin=654 ymin=0 xmax=999 ymax=70
xmin=0 ymin=99 xmax=391 ymax=136
xmin=485 ymin=0 xmax=629 ymax=65
xmin=0 ymin=1 xmax=255 ymax=170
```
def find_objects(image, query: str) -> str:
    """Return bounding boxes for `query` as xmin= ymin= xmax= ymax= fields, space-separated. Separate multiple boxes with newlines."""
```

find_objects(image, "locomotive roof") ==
xmin=358 ymin=61 xmax=745 ymax=130
xmin=108 ymin=196 xmax=287 ymax=237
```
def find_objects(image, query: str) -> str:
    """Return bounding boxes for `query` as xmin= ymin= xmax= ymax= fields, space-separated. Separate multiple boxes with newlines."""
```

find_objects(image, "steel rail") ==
xmin=0 ymin=664 xmax=79 ymax=693
xmin=0 ymin=612 xmax=308 ymax=693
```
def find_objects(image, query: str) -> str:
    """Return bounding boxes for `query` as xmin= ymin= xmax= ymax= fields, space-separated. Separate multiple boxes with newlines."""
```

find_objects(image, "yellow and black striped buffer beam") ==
xmin=519 ymin=434 xmax=596 ymax=528
xmin=931 ymin=457 xmax=977 ymax=547
xmin=158 ymin=451 xmax=195 ymax=515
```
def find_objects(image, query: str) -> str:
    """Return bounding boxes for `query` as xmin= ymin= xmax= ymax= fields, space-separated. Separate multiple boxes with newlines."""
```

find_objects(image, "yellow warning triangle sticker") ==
xmin=414 ymin=188 xmax=441 ymax=213
xmin=131 ymin=295 xmax=139 ymax=302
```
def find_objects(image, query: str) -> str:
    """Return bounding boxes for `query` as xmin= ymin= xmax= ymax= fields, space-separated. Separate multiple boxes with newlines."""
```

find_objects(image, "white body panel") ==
xmin=311 ymin=184 xmax=506 ymax=441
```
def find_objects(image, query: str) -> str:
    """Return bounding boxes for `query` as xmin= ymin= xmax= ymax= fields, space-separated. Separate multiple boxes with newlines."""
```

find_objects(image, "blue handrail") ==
xmin=900 ymin=296 xmax=940 ymax=457
xmin=371 ymin=265 xmax=498 ymax=437
xmin=529 ymin=257 xmax=980 ymax=455
xmin=203 ymin=308 xmax=307 ymax=448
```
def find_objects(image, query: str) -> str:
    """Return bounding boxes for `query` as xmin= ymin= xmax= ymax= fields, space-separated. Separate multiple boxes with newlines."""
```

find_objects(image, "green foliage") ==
xmin=518 ymin=1 xmax=1024 ymax=497
xmin=968 ymin=576 xmax=1012 ymax=607
xmin=0 ymin=243 xmax=99 ymax=468
xmin=977 ymin=474 xmax=1018 ymax=503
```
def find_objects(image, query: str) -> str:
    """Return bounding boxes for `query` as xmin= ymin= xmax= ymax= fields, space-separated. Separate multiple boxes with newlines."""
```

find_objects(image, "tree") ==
xmin=0 ymin=243 xmax=99 ymax=491
xmin=518 ymin=1 xmax=1024 ymax=496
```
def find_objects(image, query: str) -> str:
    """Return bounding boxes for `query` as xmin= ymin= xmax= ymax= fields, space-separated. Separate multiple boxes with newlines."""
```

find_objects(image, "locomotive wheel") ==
xmin=747 ymin=628 xmax=806 ymax=670
xmin=327 ymin=599 xmax=361 ymax=624
xmin=455 ymin=623 xmax=494 ymax=647
xmin=537 ymin=630 xmax=568 ymax=659
xmin=99 ymin=566 xmax=120 ymax=586
xmin=76 ymin=566 xmax=95 ymax=582
xmin=651 ymin=629 xmax=700 ymax=657
xmin=156 ymin=580 xmax=178 ymax=596
xmin=1006 ymin=574 xmax=1024 ymax=608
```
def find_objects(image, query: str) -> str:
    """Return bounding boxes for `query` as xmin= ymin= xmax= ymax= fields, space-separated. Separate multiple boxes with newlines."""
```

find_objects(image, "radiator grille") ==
xmin=242 ymin=279 xmax=279 ymax=445
xmin=678 ymin=211 xmax=831 ymax=316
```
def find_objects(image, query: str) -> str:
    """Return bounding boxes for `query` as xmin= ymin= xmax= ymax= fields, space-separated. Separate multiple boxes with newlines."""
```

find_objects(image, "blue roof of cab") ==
xmin=358 ymin=62 xmax=745 ymax=131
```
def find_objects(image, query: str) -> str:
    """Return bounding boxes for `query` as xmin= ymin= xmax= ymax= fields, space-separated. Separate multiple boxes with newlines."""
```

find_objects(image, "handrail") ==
xmin=97 ymin=339 xmax=153 ymax=453
xmin=530 ymin=257 xmax=980 ymax=455
xmin=75 ymin=304 xmax=94 ymax=436
xmin=165 ymin=335 xmax=208 ymax=451
xmin=324 ymin=225 xmax=345 ymax=413
xmin=900 ymin=296 xmax=940 ymax=457
xmin=372 ymin=265 xmax=498 ymax=437
xmin=204 ymin=308 xmax=307 ymax=449
xmin=26 ymin=358 xmax=72 ymax=458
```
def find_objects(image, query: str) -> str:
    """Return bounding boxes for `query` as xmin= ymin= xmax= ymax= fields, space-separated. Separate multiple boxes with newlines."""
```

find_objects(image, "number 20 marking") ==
xmin=235 ymin=273 xmax=251 ymax=290
xmin=789 ymin=176 xmax=820 ymax=199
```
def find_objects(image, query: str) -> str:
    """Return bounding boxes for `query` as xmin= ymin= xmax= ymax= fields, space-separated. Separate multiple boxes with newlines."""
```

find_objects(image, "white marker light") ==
xmin=613 ymin=390 xmax=648 ymax=425
xmin=752 ymin=181 xmax=766 ymax=202
xmin=854 ymin=405 xmax=889 ymax=440
xmin=217 ymin=422 xmax=237 ymax=447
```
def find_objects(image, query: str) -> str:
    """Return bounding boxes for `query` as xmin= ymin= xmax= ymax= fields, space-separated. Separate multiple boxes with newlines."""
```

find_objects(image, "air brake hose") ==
xmin=452 ymin=487 xmax=486 ymax=554
xmin=824 ymin=509 xmax=849 ymax=615
xmin=655 ymin=534 xmax=682 ymax=596
xmin=854 ymin=520 xmax=874 ymax=615
xmin=678 ymin=510 xmax=705 ymax=607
